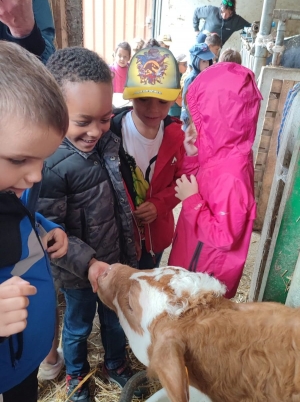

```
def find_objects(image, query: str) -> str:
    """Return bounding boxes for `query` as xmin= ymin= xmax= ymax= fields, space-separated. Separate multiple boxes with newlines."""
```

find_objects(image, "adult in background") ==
xmin=193 ymin=0 xmax=250 ymax=46
xmin=0 ymin=0 xmax=55 ymax=64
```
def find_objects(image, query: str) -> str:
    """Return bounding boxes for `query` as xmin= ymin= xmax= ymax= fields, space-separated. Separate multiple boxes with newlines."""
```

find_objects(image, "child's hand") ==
xmin=42 ymin=228 xmax=68 ymax=259
xmin=88 ymin=259 xmax=110 ymax=292
xmin=175 ymin=174 xmax=199 ymax=201
xmin=184 ymin=123 xmax=198 ymax=156
xmin=133 ymin=202 xmax=157 ymax=224
xmin=0 ymin=276 xmax=37 ymax=337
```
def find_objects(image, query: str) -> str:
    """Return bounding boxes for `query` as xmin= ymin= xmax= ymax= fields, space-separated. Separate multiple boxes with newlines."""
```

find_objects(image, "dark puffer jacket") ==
xmin=193 ymin=5 xmax=250 ymax=45
xmin=37 ymin=132 xmax=137 ymax=290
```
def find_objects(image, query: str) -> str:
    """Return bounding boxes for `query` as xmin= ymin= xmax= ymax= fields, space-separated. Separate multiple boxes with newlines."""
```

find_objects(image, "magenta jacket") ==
xmin=110 ymin=62 xmax=128 ymax=93
xmin=169 ymin=63 xmax=262 ymax=298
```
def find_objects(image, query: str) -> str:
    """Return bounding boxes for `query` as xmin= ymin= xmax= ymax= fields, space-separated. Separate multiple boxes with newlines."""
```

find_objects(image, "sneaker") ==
xmin=39 ymin=348 xmax=64 ymax=380
xmin=103 ymin=361 xmax=148 ymax=398
xmin=66 ymin=375 xmax=91 ymax=402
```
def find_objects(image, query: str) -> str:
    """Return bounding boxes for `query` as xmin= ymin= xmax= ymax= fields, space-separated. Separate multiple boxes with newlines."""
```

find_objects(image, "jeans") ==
xmin=138 ymin=241 xmax=163 ymax=269
xmin=2 ymin=367 xmax=39 ymax=402
xmin=62 ymin=287 xmax=126 ymax=375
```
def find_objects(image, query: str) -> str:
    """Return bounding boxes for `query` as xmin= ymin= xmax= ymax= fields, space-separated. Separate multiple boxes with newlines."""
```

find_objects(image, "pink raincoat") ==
xmin=169 ymin=62 xmax=262 ymax=298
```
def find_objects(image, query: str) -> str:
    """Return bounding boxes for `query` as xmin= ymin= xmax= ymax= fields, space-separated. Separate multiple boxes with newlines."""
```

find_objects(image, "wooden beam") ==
xmin=50 ymin=0 xmax=69 ymax=49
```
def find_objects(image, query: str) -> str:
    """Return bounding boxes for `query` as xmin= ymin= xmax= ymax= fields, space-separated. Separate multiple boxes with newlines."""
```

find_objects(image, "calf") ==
xmin=97 ymin=263 xmax=300 ymax=402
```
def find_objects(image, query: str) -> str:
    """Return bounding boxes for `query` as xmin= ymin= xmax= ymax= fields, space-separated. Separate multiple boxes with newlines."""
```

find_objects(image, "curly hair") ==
xmin=46 ymin=46 xmax=112 ymax=89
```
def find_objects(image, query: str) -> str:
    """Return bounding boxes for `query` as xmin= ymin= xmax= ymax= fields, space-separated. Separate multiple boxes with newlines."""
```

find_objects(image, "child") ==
xmin=169 ymin=53 xmax=188 ymax=118
xmin=37 ymin=47 xmax=138 ymax=402
xmin=205 ymin=32 xmax=222 ymax=60
xmin=110 ymin=47 xmax=185 ymax=269
xmin=180 ymin=43 xmax=215 ymax=130
xmin=169 ymin=62 xmax=262 ymax=298
xmin=110 ymin=42 xmax=131 ymax=93
xmin=0 ymin=42 xmax=68 ymax=401
xmin=219 ymin=48 xmax=242 ymax=64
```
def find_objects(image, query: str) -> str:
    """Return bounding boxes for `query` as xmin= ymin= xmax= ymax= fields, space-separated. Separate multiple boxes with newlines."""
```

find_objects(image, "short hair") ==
xmin=219 ymin=48 xmax=242 ymax=64
xmin=205 ymin=33 xmax=222 ymax=48
xmin=143 ymin=38 xmax=160 ymax=48
xmin=115 ymin=41 xmax=131 ymax=58
xmin=0 ymin=42 xmax=68 ymax=135
xmin=46 ymin=47 xmax=112 ymax=91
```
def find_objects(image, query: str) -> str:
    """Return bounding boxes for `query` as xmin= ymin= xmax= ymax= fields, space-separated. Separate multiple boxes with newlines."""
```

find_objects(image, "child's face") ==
xmin=0 ymin=121 xmax=62 ymax=197
xmin=64 ymin=81 xmax=113 ymax=153
xmin=115 ymin=47 xmax=130 ymax=67
xmin=199 ymin=59 xmax=210 ymax=71
xmin=210 ymin=45 xmax=221 ymax=57
xmin=178 ymin=62 xmax=187 ymax=74
xmin=132 ymin=97 xmax=173 ymax=129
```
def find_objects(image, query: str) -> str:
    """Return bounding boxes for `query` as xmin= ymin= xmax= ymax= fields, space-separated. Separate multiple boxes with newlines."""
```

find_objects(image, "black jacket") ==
xmin=37 ymin=133 xmax=137 ymax=289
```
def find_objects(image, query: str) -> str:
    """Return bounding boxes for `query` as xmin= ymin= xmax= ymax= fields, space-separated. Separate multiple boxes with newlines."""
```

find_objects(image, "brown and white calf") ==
xmin=96 ymin=263 xmax=300 ymax=402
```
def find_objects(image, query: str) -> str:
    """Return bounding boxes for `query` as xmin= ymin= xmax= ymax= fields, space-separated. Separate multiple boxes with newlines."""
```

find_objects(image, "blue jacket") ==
xmin=0 ymin=190 xmax=56 ymax=393
xmin=0 ymin=0 xmax=55 ymax=64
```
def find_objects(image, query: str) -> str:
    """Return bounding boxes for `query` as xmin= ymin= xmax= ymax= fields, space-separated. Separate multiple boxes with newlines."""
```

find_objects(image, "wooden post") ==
xmin=50 ymin=0 xmax=69 ymax=49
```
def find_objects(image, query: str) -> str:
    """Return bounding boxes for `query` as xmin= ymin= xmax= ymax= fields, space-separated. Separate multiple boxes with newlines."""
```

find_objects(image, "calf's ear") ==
xmin=148 ymin=334 xmax=189 ymax=402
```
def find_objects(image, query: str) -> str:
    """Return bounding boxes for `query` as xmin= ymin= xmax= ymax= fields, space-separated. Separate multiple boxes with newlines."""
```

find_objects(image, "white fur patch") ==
xmin=114 ymin=267 xmax=226 ymax=366
xmin=113 ymin=296 xmax=151 ymax=366
xmin=133 ymin=266 xmax=226 ymax=317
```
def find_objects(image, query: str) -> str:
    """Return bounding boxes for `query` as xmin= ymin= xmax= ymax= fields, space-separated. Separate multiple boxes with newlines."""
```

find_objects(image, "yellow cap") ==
xmin=123 ymin=47 xmax=181 ymax=101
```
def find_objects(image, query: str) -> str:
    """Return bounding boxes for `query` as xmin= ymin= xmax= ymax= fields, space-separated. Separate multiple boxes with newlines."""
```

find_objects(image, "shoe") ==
xmin=103 ymin=361 xmax=148 ymax=398
xmin=39 ymin=348 xmax=64 ymax=380
xmin=66 ymin=374 xmax=91 ymax=402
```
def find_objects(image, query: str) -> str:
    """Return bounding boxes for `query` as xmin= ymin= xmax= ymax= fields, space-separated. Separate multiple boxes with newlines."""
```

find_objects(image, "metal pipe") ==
xmin=272 ymin=18 xmax=286 ymax=66
xmin=253 ymin=0 xmax=277 ymax=78
xmin=151 ymin=0 xmax=157 ymax=38
xmin=273 ymin=9 xmax=300 ymax=20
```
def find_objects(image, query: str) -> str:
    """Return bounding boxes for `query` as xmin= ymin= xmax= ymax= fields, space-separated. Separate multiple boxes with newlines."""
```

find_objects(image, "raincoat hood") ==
xmin=186 ymin=62 xmax=262 ymax=167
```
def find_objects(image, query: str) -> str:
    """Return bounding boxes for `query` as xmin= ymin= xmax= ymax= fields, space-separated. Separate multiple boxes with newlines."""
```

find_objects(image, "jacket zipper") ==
xmin=148 ymin=184 xmax=155 ymax=258
xmin=188 ymin=241 xmax=204 ymax=272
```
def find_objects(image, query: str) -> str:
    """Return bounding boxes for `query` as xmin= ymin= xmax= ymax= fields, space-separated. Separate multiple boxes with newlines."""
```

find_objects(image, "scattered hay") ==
xmin=38 ymin=296 xmax=161 ymax=402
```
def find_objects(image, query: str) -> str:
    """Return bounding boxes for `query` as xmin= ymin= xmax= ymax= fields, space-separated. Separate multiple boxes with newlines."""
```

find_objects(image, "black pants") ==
xmin=3 ymin=367 xmax=39 ymax=402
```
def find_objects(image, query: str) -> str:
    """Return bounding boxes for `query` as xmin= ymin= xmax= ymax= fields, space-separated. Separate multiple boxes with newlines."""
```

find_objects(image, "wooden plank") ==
xmin=256 ymin=152 xmax=268 ymax=166
xmin=254 ymin=169 xmax=264 ymax=182
xmin=271 ymin=79 xmax=283 ymax=93
xmin=254 ymin=80 xmax=295 ymax=230
xmin=267 ymin=98 xmax=279 ymax=112
xmin=263 ymin=116 xmax=275 ymax=131
xmin=259 ymin=135 xmax=271 ymax=150
xmin=51 ymin=0 xmax=68 ymax=49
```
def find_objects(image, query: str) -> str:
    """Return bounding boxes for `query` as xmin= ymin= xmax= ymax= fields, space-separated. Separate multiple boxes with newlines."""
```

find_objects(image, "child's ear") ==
xmin=148 ymin=332 xmax=189 ymax=402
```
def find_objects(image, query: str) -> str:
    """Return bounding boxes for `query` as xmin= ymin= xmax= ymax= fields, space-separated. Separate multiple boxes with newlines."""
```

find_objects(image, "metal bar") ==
xmin=253 ymin=0 xmax=277 ymax=78
xmin=272 ymin=18 xmax=286 ymax=66
xmin=273 ymin=9 xmax=300 ymax=20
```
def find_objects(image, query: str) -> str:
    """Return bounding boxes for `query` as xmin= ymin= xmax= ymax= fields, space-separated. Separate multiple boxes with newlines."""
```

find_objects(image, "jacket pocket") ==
xmin=188 ymin=241 xmax=203 ymax=272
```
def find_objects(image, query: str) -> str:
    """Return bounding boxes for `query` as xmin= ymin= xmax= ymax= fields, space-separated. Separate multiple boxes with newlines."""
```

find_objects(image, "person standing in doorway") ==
xmin=193 ymin=0 xmax=250 ymax=46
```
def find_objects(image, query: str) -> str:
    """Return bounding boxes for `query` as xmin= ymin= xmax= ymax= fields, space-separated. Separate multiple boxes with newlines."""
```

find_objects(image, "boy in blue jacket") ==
xmin=0 ymin=42 xmax=68 ymax=402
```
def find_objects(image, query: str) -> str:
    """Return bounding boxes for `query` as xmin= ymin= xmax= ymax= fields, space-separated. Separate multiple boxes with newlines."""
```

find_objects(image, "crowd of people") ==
xmin=0 ymin=1 xmax=260 ymax=402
